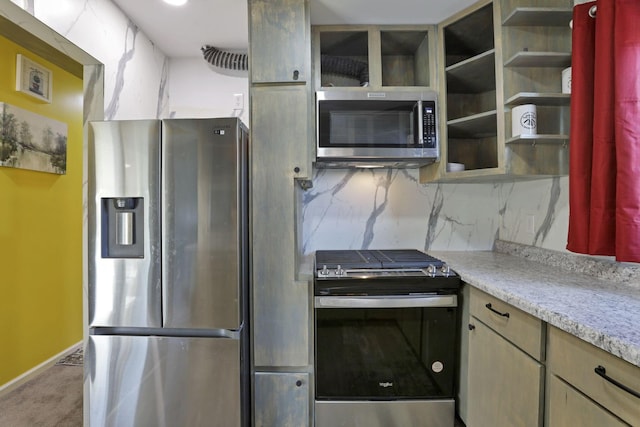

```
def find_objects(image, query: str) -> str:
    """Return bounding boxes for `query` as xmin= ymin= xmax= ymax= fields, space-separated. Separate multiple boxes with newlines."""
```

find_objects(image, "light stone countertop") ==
xmin=432 ymin=241 xmax=640 ymax=368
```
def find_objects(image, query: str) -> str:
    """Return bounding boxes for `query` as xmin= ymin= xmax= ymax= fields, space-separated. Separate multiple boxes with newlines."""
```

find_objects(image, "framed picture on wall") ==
xmin=0 ymin=102 xmax=67 ymax=174
xmin=15 ymin=54 xmax=52 ymax=103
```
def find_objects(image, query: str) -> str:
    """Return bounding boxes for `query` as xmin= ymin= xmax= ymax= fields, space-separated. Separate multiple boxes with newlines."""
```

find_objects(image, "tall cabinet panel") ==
xmin=249 ymin=0 xmax=313 ymax=426
xmin=250 ymin=0 xmax=308 ymax=84
xmin=251 ymin=86 xmax=310 ymax=368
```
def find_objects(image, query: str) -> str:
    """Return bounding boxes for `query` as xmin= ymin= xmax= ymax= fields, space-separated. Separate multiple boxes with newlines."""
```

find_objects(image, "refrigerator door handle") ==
xmin=91 ymin=326 xmax=242 ymax=339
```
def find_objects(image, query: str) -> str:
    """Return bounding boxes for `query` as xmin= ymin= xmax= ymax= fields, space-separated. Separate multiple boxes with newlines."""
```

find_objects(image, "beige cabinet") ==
xmin=250 ymin=0 xmax=309 ymax=83
xmin=254 ymin=372 xmax=310 ymax=427
xmin=420 ymin=0 xmax=572 ymax=183
xmin=547 ymin=375 xmax=627 ymax=427
xmin=251 ymin=86 xmax=311 ymax=178
xmin=312 ymin=25 xmax=437 ymax=90
xmin=547 ymin=326 xmax=640 ymax=426
xmin=251 ymin=86 xmax=311 ymax=369
xmin=466 ymin=287 xmax=545 ymax=427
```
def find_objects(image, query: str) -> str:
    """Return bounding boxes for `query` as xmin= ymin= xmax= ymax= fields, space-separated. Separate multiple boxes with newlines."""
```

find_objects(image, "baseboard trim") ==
xmin=0 ymin=341 xmax=82 ymax=397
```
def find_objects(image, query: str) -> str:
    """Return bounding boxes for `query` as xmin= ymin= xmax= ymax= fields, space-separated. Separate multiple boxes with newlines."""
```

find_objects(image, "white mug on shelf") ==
xmin=511 ymin=104 xmax=537 ymax=137
xmin=562 ymin=67 xmax=571 ymax=94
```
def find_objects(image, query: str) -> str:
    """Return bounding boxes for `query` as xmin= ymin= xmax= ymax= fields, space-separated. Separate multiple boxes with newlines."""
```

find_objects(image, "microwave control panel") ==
xmin=422 ymin=101 xmax=437 ymax=148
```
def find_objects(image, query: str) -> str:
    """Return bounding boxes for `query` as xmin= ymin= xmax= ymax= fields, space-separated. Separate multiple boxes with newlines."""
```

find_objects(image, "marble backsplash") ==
xmin=302 ymin=168 xmax=570 ymax=256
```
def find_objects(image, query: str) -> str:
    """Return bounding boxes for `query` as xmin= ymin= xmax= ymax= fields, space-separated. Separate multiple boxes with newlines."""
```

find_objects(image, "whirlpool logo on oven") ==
xmin=379 ymin=381 xmax=394 ymax=388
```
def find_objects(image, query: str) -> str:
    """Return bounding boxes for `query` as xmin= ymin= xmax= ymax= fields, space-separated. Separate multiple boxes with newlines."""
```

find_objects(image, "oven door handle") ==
xmin=314 ymin=295 xmax=457 ymax=308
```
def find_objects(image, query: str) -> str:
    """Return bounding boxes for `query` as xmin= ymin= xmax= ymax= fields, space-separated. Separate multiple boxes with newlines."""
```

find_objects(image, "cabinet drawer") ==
xmin=548 ymin=374 xmax=627 ymax=427
xmin=469 ymin=287 xmax=544 ymax=360
xmin=548 ymin=327 xmax=640 ymax=426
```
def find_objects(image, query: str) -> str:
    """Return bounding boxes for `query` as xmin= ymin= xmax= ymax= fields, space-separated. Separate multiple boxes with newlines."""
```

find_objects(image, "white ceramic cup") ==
xmin=511 ymin=104 xmax=537 ymax=137
xmin=562 ymin=67 xmax=571 ymax=94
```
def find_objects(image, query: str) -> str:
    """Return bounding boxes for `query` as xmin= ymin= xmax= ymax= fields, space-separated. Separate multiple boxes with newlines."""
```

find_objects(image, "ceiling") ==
xmin=111 ymin=0 xmax=477 ymax=58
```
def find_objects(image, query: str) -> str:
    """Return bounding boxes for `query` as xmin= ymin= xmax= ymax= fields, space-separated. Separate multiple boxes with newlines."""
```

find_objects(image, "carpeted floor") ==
xmin=0 ymin=349 xmax=466 ymax=427
xmin=0 ymin=350 xmax=83 ymax=427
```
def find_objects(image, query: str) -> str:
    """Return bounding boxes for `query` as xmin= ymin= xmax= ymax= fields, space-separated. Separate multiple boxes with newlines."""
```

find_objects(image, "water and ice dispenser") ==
xmin=101 ymin=197 xmax=144 ymax=258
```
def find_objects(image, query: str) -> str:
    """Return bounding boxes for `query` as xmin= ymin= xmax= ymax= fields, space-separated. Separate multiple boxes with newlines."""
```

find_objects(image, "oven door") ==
xmin=314 ymin=294 xmax=458 ymax=401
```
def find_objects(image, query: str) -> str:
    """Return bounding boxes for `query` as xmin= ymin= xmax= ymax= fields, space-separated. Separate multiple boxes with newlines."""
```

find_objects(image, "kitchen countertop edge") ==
xmin=432 ymin=245 xmax=640 ymax=368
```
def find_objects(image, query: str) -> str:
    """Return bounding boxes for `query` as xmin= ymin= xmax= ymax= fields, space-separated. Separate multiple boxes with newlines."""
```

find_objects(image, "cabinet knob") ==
xmin=468 ymin=324 xmax=476 ymax=330
xmin=295 ymin=380 xmax=303 ymax=387
xmin=292 ymin=70 xmax=299 ymax=80
xmin=294 ymin=166 xmax=300 ymax=173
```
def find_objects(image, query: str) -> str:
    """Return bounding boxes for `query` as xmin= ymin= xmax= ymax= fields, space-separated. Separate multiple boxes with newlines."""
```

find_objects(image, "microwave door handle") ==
xmin=417 ymin=100 xmax=424 ymax=145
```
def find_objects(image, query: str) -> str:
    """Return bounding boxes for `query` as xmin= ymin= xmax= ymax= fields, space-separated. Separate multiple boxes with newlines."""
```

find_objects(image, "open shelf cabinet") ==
xmin=420 ymin=0 xmax=573 ymax=183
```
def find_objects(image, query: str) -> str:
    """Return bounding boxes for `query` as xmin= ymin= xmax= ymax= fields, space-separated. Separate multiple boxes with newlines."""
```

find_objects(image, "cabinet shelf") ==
xmin=314 ymin=26 xmax=435 ymax=89
xmin=443 ymin=3 xmax=494 ymax=66
xmin=502 ymin=7 xmax=573 ymax=27
xmin=506 ymin=134 xmax=569 ymax=145
xmin=448 ymin=110 xmax=497 ymax=138
xmin=505 ymin=92 xmax=570 ymax=107
xmin=423 ymin=0 xmax=573 ymax=184
xmin=446 ymin=49 xmax=496 ymax=93
xmin=504 ymin=51 xmax=571 ymax=68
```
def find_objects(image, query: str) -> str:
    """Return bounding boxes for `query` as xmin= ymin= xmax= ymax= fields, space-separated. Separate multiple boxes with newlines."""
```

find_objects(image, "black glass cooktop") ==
xmin=315 ymin=249 xmax=445 ymax=270
xmin=314 ymin=249 xmax=460 ymax=295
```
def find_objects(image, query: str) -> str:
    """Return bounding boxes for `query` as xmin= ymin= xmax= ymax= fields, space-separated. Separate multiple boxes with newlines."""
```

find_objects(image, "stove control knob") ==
xmin=320 ymin=265 xmax=329 ymax=276
xmin=336 ymin=265 xmax=345 ymax=276
xmin=441 ymin=264 xmax=451 ymax=275
xmin=427 ymin=264 xmax=437 ymax=275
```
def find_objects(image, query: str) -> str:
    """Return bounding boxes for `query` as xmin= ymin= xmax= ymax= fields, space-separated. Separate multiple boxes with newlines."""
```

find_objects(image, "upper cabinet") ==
xmin=420 ymin=0 xmax=573 ymax=183
xmin=250 ymin=0 xmax=309 ymax=84
xmin=312 ymin=25 xmax=438 ymax=90
xmin=439 ymin=1 xmax=499 ymax=180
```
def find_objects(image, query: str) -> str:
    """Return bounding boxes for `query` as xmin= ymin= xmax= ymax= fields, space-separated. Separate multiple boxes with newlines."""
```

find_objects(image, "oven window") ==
xmin=315 ymin=306 xmax=457 ymax=400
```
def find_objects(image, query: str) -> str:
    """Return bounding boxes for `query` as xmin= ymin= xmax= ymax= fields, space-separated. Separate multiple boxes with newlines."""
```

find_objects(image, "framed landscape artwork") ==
xmin=0 ymin=102 xmax=68 ymax=174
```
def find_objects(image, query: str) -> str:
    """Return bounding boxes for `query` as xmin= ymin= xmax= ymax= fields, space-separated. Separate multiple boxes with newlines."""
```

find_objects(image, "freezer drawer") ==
xmin=87 ymin=335 xmax=241 ymax=427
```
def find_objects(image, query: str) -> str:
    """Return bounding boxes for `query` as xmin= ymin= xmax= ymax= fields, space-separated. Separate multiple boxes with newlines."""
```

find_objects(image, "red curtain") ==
xmin=567 ymin=0 xmax=640 ymax=262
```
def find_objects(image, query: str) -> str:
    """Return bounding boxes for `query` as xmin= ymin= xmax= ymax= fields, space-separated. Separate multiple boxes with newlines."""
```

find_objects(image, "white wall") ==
xmin=26 ymin=0 xmax=169 ymax=120
xmin=23 ymin=0 xmax=249 ymax=124
xmin=169 ymin=57 xmax=249 ymax=124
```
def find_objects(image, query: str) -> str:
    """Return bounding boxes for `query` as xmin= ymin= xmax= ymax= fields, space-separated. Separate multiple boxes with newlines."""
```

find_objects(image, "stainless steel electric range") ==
xmin=313 ymin=249 xmax=461 ymax=427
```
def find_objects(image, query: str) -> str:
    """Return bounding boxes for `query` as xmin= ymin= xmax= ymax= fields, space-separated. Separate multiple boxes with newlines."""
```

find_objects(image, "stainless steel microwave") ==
xmin=315 ymin=90 xmax=439 ymax=168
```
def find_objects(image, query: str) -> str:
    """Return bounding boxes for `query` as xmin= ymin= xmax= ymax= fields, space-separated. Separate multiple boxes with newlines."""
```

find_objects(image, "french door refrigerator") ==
xmin=87 ymin=118 xmax=249 ymax=427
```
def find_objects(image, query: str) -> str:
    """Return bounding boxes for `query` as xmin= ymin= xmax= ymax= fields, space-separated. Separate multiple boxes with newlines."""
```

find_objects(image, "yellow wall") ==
xmin=0 ymin=35 xmax=83 ymax=385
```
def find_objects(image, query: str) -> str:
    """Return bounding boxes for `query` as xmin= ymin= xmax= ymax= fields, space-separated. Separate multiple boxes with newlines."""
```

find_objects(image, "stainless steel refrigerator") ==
xmin=87 ymin=118 xmax=249 ymax=427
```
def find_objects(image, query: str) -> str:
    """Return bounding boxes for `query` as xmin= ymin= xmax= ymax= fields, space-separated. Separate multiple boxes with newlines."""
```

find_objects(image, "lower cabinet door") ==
xmin=547 ymin=375 xmax=628 ymax=427
xmin=467 ymin=319 xmax=543 ymax=427
xmin=254 ymin=372 xmax=309 ymax=427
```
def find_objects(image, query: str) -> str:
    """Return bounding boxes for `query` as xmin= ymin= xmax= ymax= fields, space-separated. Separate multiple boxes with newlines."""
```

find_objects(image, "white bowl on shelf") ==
xmin=446 ymin=162 xmax=465 ymax=172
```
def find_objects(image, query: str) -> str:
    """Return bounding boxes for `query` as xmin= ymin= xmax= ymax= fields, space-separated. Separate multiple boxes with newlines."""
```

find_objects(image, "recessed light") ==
xmin=163 ymin=0 xmax=188 ymax=6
